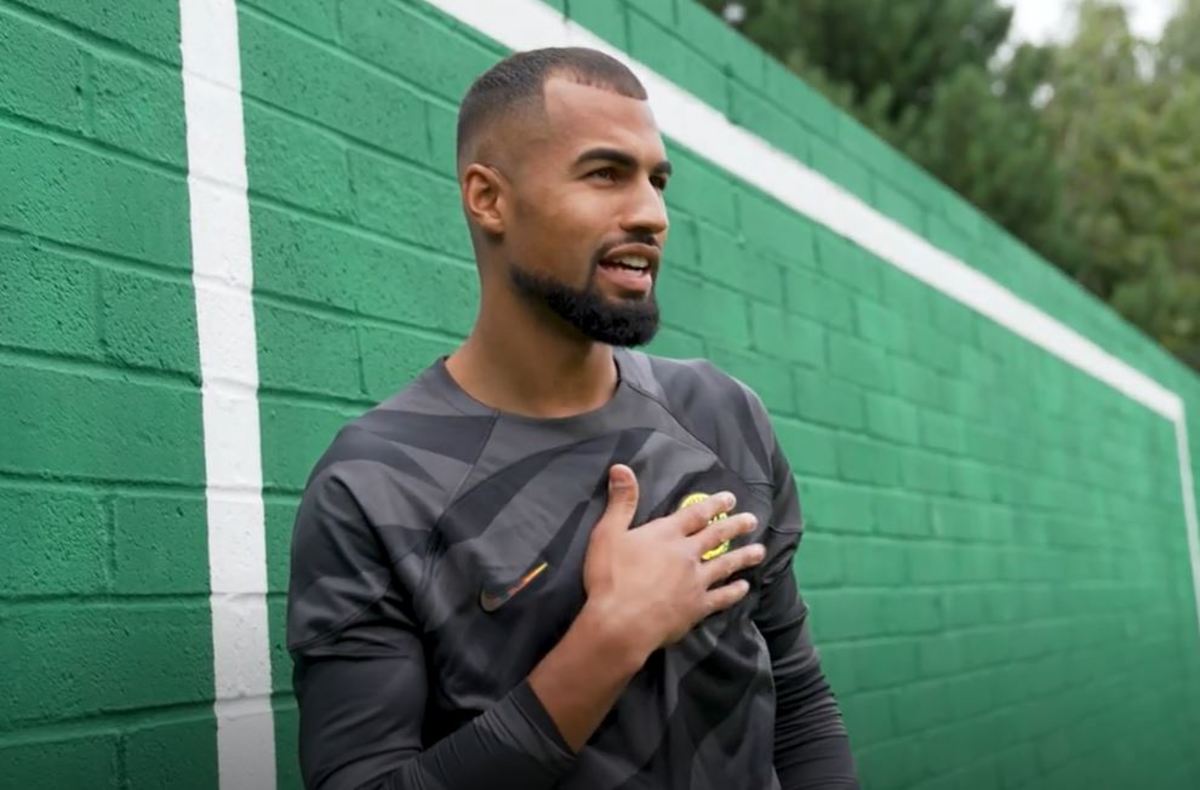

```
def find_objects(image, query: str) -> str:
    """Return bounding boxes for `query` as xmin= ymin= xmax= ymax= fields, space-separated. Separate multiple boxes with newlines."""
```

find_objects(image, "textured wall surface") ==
xmin=2 ymin=0 xmax=1199 ymax=788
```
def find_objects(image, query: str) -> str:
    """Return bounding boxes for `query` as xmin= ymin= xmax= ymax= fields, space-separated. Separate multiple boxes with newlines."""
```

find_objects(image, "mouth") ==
xmin=596 ymin=244 xmax=658 ymax=295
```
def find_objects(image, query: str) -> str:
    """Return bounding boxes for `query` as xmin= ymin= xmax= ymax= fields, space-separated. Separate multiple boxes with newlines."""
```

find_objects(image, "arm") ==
xmin=289 ymin=471 xmax=593 ymax=790
xmin=754 ymin=437 xmax=861 ymax=789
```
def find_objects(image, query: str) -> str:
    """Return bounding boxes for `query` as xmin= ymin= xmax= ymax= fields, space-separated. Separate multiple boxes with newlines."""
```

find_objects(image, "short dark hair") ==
xmin=456 ymin=47 xmax=648 ymax=165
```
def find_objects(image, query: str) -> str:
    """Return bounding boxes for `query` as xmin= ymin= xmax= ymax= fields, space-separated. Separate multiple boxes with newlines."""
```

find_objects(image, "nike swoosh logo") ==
xmin=479 ymin=561 xmax=550 ymax=613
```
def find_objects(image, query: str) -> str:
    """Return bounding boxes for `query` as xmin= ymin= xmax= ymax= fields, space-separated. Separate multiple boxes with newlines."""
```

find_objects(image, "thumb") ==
xmin=598 ymin=463 xmax=639 ymax=534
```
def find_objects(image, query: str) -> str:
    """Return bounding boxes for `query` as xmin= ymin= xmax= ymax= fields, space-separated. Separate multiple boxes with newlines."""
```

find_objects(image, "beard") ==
xmin=508 ymin=259 xmax=660 ymax=347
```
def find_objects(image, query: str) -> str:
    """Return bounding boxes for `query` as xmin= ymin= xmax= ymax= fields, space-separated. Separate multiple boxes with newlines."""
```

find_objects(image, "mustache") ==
xmin=592 ymin=232 xmax=660 ymax=267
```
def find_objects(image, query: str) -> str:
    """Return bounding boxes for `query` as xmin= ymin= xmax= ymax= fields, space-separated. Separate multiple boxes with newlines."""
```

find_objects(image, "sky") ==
xmin=1004 ymin=0 xmax=1179 ymax=45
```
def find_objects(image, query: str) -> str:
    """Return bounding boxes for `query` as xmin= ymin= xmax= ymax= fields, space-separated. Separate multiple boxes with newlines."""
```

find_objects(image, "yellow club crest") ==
xmin=677 ymin=492 xmax=731 ymax=561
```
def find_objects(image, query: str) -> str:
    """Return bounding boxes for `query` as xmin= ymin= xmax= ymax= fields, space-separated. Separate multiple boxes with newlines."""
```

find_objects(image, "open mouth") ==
xmin=598 ymin=254 xmax=653 ymax=292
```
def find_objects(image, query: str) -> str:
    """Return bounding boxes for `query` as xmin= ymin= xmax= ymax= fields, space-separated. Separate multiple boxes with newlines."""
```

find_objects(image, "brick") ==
xmin=424 ymin=100 xmax=458 ymax=176
xmin=842 ymin=539 xmax=907 ymax=586
xmin=762 ymin=58 xmax=838 ymax=141
xmin=662 ymin=215 xmax=700 ymax=275
xmin=793 ymin=368 xmax=865 ymax=430
xmin=244 ymin=0 xmax=338 ymax=40
xmin=628 ymin=10 xmax=726 ymax=112
xmin=748 ymin=302 xmax=824 ymax=367
xmin=0 ymin=239 xmax=100 ymax=358
xmin=340 ymin=0 xmax=496 ymax=100
xmin=839 ymin=690 xmax=894 ymax=747
xmin=704 ymin=343 xmax=794 ymax=415
xmin=349 ymin=148 xmax=471 ymax=259
xmin=828 ymin=330 xmax=891 ymax=392
xmin=112 ymin=494 xmax=208 ymax=594
xmin=918 ymin=410 xmax=965 ymax=455
xmin=739 ymin=189 xmax=816 ymax=267
xmin=124 ymin=717 xmax=218 ymax=790
xmin=664 ymin=146 xmax=737 ymax=229
xmin=854 ymin=639 xmax=920 ymax=690
xmin=15 ymin=0 xmax=180 ymax=64
xmin=0 ymin=603 xmax=211 ymax=729
xmin=100 ymin=268 xmax=198 ymax=375
xmin=872 ymin=177 xmax=924 ymax=232
xmin=566 ymin=0 xmax=628 ymax=48
xmin=836 ymin=434 xmax=900 ymax=486
xmin=239 ymin=12 xmax=428 ymax=161
xmin=655 ymin=272 xmax=751 ymax=348
xmin=793 ymin=531 xmax=843 ymax=588
xmin=815 ymin=230 xmax=881 ymax=299
xmin=808 ymin=134 xmax=871 ymax=202
xmin=783 ymin=269 xmax=854 ymax=332
xmin=855 ymin=297 xmax=911 ymax=356
xmin=256 ymin=302 xmax=362 ymax=399
xmin=0 ymin=488 xmax=108 ymax=596
xmin=243 ymin=103 xmax=352 ymax=219
xmin=863 ymin=392 xmax=918 ymax=444
xmin=696 ymin=223 xmax=785 ymax=307
xmin=774 ymin=418 xmax=838 ymax=478
xmin=798 ymin=478 xmax=874 ymax=534
xmin=259 ymin=397 xmax=362 ymax=492
xmin=0 ymin=6 xmax=85 ymax=131
xmin=0 ymin=733 xmax=119 ymax=790
xmin=358 ymin=324 xmax=454 ymax=403
xmin=729 ymin=85 xmax=807 ymax=164
xmin=248 ymin=204 xmax=478 ymax=333
xmin=645 ymin=324 xmax=706 ymax=359
xmin=88 ymin=51 xmax=185 ymax=166
xmin=0 ymin=364 xmax=203 ymax=483
xmin=873 ymin=490 xmax=931 ymax=537
xmin=0 ymin=125 xmax=189 ymax=268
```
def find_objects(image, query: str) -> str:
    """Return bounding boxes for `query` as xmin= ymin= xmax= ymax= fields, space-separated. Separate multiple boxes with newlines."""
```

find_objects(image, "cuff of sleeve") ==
xmin=509 ymin=678 xmax=577 ymax=762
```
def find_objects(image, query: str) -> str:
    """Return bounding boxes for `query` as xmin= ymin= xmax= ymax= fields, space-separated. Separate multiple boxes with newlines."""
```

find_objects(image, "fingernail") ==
xmin=721 ymin=492 xmax=736 ymax=509
xmin=752 ymin=544 xmax=766 ymax=560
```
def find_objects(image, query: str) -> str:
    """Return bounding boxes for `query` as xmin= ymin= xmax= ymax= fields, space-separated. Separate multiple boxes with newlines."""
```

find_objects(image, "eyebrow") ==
xmin=574 ymin=147 xmax=673 ymax=176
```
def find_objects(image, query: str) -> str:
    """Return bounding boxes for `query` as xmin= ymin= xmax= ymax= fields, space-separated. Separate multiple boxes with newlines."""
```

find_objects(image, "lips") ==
xmin=596 ymin=242 xmax=659 ymax=294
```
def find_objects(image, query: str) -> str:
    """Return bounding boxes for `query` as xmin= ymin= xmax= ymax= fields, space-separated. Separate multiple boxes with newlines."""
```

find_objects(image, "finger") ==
xmin=702 ymin=579 xmax=752 ymax=616
xmin=591 ymin=464 xmax=640 ymax=547
xmin=691 ymin=511 xmax=758 ymax=553
xmin=677 ymin=491 xmax=737 ymax=536
xmin=700 ymin=542 xmax=766 ymax=586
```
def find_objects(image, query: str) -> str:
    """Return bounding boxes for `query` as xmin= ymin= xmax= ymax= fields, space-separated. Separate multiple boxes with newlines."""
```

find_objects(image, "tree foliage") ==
xmin=705 ymin=0 xmax=1200 ymax=370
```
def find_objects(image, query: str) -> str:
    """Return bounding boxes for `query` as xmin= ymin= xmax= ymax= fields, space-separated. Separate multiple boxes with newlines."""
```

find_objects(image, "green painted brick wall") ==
xmin=0 ymin=0 xmax=218 ymax=787
xmin=3 ymin=0 xmax=1200 ymax=788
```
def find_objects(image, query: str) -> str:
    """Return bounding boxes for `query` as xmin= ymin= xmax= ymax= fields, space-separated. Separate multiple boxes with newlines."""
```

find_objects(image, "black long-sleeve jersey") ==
xmin=288 ymin=346 xmax=859 ymax=789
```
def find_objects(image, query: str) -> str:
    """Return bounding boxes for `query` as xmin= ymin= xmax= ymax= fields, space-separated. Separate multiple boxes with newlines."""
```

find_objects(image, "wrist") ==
xmin=577 ymin=597 xmax=653 ymax=675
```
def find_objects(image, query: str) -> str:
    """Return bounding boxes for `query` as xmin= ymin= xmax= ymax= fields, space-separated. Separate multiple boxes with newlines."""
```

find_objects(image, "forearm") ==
xmin=773 ymin=661 xmax=859 ymax=789
xmin=528 ymin=599 xmax=648 ymax=751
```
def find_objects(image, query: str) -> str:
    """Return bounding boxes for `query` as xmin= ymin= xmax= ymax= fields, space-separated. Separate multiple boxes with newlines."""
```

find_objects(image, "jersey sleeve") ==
xmin=745 ymin=396 xmax=861 ymax=789
xmin=287 ymin=460 xmax=576 ymax=790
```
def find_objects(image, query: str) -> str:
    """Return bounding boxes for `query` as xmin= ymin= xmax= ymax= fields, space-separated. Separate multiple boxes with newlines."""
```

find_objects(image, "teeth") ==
xmin=613 ymin=255 xmax=649 ymax=269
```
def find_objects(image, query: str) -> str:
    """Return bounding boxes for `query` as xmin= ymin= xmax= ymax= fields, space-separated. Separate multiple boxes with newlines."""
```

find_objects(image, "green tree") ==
xmin=1042 ymin=1 xmax=1200 ymax=367
xmin=701 ymin=0 xmax=1073 ymax=303
xmin=706 ymin=0 xmax=1200 ymax=370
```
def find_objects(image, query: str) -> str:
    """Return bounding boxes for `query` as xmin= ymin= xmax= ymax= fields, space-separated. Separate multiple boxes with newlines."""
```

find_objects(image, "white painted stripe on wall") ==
xmin=425 ymin=0 xmax=1200 ymax=631
xmin=180 ymin=1 xmax=277 ymax=788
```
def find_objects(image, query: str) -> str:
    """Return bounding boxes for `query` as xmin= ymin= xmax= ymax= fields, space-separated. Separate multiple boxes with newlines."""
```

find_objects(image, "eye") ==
xmin=588 ymin=167 xmax=618 ymax=183
xmin=651 ymin=175 xmax=668 ymax=192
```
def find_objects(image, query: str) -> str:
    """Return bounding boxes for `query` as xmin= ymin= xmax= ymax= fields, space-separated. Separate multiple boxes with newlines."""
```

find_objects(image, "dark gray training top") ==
xmin=288 ymin=347 xmax=859 ymax=789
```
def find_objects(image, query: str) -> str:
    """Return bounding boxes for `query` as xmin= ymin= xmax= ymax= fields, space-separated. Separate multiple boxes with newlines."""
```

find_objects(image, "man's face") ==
xmin=499 ymin=77 xmax=670 ymax=347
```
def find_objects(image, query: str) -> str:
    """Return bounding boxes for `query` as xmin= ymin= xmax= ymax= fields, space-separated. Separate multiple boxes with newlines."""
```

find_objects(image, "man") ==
xmin=288 ymin=47 xmax=858 ymax=789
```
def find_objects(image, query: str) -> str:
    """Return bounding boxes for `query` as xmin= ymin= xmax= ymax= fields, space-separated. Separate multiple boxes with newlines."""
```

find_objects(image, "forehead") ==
xmin=538 ymin=76 xmax=665 ymax=162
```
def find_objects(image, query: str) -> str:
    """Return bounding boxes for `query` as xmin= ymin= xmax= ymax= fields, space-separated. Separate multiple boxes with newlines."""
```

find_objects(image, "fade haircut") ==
xmin=456 ymin=47 xmax=648 ymax=167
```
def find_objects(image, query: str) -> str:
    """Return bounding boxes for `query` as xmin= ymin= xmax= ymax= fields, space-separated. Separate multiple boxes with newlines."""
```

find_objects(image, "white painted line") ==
xmin=1176 ymin=418 xmax=1200 ymax=636
xmin=425 ymin=0 xmax=1198 ymax=632
xmin=180 ymin=1 xmax=277 ymax=788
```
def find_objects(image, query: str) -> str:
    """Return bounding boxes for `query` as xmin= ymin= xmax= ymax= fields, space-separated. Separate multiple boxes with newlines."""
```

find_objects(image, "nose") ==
xmin=619 ymin=177 xmax=669 ymax=239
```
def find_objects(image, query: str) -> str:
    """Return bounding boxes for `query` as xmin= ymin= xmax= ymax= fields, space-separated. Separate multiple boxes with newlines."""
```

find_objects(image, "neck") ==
xmin=445 ymin=287 xmax=621 ymax=419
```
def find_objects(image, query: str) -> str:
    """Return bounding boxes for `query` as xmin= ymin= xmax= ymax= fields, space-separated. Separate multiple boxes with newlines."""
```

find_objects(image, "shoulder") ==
xmin=621 ymin=349 xmax=776 ymax=484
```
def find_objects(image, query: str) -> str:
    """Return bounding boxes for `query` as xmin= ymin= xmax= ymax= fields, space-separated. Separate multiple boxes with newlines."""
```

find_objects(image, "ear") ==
xmin=462 ymin=163 xmax=507 ymax=236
